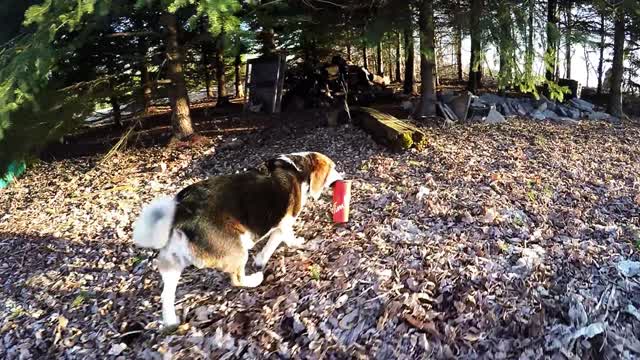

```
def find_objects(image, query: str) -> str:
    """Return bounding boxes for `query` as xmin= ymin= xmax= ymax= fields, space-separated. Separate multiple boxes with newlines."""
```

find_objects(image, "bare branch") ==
xmin=105 ymin=31 xmax=158 ymax=39
xmin=311 ymin=0 xmax=348 ymax=8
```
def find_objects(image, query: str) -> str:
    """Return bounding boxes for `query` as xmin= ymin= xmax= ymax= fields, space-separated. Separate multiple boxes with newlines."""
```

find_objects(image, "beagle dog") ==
xmin=133 ymin=152 xmax=342 ymax=326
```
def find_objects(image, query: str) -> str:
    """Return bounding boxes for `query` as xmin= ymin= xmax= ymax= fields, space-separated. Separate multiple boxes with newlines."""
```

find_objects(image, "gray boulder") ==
xmin=514 ymin=103 xmax=528 ymax=117
xmin=498 ymin=102 xmax=515 ymax=117
xmin=542 ymin=109 xmax=561 ymax=121
xmin=535 ymin=101 xmax=548 ymax=113
xmin=530 ymin=110 xmax=546 ymax=120
xmin=521 ymin=101 xmax=535 ymax=114
xmin=479 ymin=93 xmax=506 ymax=105
xmin=538 ymin=94 xmax=557 ymax=111
xmin=566 ymin=107 xmax=581 ymax=119
xmin=569 ymin=98 xmax=594 ymax=112
xmin=485 ymin=107 xmax=506 ymax=124
xmin=555 ymin=105 xmax=569 ymax=117
xmin=588 ymin=112 xmax=611 ymax=121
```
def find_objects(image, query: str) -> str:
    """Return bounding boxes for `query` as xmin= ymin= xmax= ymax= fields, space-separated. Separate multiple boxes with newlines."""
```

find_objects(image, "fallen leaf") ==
xmin=108 ymin=343 xmax=128 ymax=356
xmin=403 ymin=314 xmax=441 ymax=337
xmin=482 ymin=207 xmax=499 ymax=223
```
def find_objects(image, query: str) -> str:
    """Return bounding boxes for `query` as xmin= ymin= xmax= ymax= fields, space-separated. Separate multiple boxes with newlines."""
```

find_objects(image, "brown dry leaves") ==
xmin=1 ymin=118 xmax=640 ymax=359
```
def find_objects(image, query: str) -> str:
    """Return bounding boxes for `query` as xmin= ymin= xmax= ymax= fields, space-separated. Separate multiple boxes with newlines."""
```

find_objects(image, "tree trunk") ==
xmin=362 ymin=45 xmax=368 ymax=69
xmin=162 ymin=13 xmax=194 ymax=139
xmin=403 ymin=21 xmax=415 ymax=94
xmin=110 ymin=96 xmax=122 ymax=127
xmin=346 ymin=43 xmax=352 ymax=62
xmin=456 ymin=21 xmax=463 ymax=82
xmin=468 ymin=0 xmax=483 ymax=93
xmin=352 ymin=107 xmax=426 ymax=150
xmin=525 ymin=0 xmax=534 ymax=76
xmin=234 ymin=53 xmax=243 ymax=98
xmin=141 ymin=63 xmax=152 ymax=113
xmin=564 ymin=2 xmax=572 ymax=79
xmin=395 ymin=32 xmax=402 ymax=82
xmin=434 ymin=43 xmax=440 ymax=87
xmin=497 ymin=0 xmax=512 ymax=92
xmin=583 ymin=46 xmax=590 ymax=87
xmin=376 ymin=42 xmax=383 ymax=75
xmin=387 ymin=45 xmax=393 ymax=80
xmin=202 ymin=45 xmax=214 ymax=98
xmin=555 ymin=39 xmax=561 ymax=80
xmin=545 ymin=0 xmax=559 ymax=82
xmin=205 ymin=70 xmax=213 ymax=98
xmin=135 ymin=19 xmax=152 ymax=114
xmin=216 ymin=34 xmax=227 ymax=101
xmin=607 ymin=9 xmax=624 ymax=117
xmin=416 ymin=0 xmax=436 ymax=117
xmin=597 ymin=13 xmax=605 ymax=95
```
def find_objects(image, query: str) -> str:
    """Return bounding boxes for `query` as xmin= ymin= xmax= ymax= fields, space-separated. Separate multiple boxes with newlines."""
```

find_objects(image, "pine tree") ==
xmin=395 ymin=32 xmax=402 ymax=82
xmin=0 ymin=0 xmax=243 ymax=167
xmin=403 ymin=3 xmax=416 ymax=94
xmin=608 ymin=3 xmax=625 ymax=117
xmin=416 ymin=0 xmax=436 ymax=117
xmin=468 ymin=0 xmax=484 ymax=93
xmin=161 ymin=12 xmax=194 ymax=139
xmin=215 ymin=32 xmax=228 ymax=102
xmin=545 ymin=0 xmax=560 ymax=82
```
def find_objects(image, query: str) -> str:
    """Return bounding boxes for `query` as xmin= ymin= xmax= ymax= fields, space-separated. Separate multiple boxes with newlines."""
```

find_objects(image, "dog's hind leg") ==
xmin=156 ymin=230 xmax=193 ymax=327
xmin=157 ymin=255 xmax=184 ymax=327
xmin=228 ymin=248 xmax=263 ymax=287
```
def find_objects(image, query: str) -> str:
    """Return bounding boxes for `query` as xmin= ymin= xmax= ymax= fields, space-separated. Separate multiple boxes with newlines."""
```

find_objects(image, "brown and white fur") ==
xmin=133 ymin=152 xmax=342 ymax=327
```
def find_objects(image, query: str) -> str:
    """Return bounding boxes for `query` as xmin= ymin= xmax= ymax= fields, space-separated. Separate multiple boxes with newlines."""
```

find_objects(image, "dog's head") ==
xmin=259 ymin=152 xmax=343 ymax=200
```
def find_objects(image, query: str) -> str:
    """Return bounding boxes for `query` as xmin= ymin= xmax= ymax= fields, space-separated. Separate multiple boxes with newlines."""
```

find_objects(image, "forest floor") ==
xmin=2 ymin=113 xmax=640 ymax=359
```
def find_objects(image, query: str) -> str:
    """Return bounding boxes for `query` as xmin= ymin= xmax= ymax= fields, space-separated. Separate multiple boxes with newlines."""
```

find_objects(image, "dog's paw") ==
xmin=162 ymin=317 xmax=180 ymax=333
xmin=285 ymin=236 xmax=305 ymax=248
xmin=243 ymin=272 xmax=264 ymax=287
xmin=254 ymin=254 xmax=266 ymax=270
xmin=162 ymin=323 xmax=189 ymax=335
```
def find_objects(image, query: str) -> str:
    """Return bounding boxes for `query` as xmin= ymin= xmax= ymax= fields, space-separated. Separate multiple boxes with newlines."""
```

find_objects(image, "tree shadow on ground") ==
xmin=0 ymin=231 xmax=316 ymax=356
xmin=40 ymin=103 xmax=274 ymax=161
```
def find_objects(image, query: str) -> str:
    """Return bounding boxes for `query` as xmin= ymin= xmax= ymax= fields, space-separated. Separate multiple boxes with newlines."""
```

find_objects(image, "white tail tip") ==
xmin=132 ymin=197 xmax=176 ymax=249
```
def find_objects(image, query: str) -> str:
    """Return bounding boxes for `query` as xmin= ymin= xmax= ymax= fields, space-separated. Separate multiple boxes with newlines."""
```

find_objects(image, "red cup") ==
xmin=332 ymin=180 xmax=352 ymax=223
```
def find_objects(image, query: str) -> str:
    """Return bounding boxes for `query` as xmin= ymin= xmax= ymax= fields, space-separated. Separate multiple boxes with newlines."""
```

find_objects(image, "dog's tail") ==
xmin=132 ymin=197 xmax=177 ymax=249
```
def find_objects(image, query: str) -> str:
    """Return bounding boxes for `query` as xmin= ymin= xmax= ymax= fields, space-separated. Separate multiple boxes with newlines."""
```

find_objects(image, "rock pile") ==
xmin=432 ymin=91 xmax=618 ymax=125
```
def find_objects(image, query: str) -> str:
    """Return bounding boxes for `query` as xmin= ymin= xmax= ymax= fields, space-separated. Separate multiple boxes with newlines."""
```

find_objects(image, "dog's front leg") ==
xmin=282 ymin=229 xmax=305 ymax=248
xmin=254 ymin=226 xmax=305 ymax=269
xmin=254 ymin=229 xmax=284 ymax=270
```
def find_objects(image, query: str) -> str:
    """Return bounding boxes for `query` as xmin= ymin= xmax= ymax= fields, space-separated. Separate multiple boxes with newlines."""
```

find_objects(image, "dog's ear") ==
xmin=307 ymin=153 xmax=334 ymax=199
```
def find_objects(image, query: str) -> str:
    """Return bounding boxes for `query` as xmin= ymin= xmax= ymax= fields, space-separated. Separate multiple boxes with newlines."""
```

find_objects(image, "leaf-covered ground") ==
xmin=1 ymin=117 xmax=640 ymax=359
